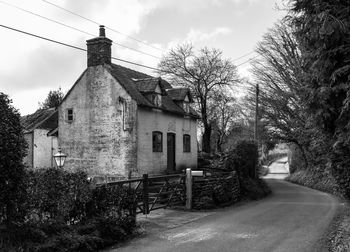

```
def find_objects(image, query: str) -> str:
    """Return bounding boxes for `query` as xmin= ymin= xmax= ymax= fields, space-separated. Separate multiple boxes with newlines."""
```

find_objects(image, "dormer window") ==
xmin=183 ymin=95 xmax=190 ymax=113
xmin=153 ymin=94 xmax=162 ymax=107
xmin=148 ymin=93 xmax=162 ymax=107
xmin=183 ymin=101 xmax=190 ymax=113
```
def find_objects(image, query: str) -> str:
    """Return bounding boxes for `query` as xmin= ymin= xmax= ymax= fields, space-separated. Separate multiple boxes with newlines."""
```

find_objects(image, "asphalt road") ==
xmin=110 ymin=158 xmax=339 ymax=252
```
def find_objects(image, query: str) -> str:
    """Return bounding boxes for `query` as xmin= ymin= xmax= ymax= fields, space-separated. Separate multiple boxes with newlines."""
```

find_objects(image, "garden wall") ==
xmin=192 ymin=171 xmax=240 ymax=209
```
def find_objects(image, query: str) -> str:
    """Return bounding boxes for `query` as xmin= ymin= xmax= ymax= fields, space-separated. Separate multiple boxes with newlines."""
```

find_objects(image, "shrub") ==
xmin=0 ymin=92 xmax=28 ymax=224
xmin=1 ymin=168 xmax=138 ymax=251
xmin=223 ymin=140 xmax=271 ymax=201
xmin=225 ymin=140 xmax=259 ymax=179
xmin=25 ymin=168 xmax=91 ymax=223
xmin=286 ymin=169 xmax=344 ymax=197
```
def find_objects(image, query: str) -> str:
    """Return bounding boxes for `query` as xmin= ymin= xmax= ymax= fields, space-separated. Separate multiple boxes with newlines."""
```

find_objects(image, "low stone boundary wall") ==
xmin=192 ymin=171 xmax=240 ymax=209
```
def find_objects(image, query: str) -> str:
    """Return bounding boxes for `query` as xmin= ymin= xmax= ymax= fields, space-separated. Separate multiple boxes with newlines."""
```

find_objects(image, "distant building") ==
xmin=56 ymin=26 xmax=199 ymax=177
xmin=21 ymin=108 xmax=58 ymax=168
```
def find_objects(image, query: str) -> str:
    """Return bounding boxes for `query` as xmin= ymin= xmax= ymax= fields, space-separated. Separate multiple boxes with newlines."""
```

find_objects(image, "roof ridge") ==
xmin=111 ymin=63 xmax=154 ymax=79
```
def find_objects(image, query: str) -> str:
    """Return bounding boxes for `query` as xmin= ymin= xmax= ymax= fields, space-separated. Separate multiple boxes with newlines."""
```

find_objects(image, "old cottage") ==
xmin=21 ymin=108 xmax=58 ymax=168
xmin=58 ymin=26 xmax=198 ymax=177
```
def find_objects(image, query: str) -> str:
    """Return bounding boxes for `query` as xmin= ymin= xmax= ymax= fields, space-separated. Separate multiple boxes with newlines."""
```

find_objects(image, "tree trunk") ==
xmin=202 ymin=124 xmax=212 ymax=153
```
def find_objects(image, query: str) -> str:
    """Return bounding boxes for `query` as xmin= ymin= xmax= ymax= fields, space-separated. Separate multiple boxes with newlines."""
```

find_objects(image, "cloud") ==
xmin=141 ymin=0 xmax=261 ymax=12
xmin=185 ymin=27 xmax=231 ymax=43
xmin=164 ymin=26 xmax=232 ymax=50
xmin=1 ymin=44 xmax=85 ymax=93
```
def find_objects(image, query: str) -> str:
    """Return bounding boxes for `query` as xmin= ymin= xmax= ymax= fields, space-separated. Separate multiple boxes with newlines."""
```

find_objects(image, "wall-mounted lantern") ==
xmin=53 ymin=147 xmax=67 ymax=168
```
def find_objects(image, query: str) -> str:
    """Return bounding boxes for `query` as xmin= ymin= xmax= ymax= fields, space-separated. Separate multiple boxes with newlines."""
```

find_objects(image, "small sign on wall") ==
xmin=191 ymin=170 xmax=203 ymax=177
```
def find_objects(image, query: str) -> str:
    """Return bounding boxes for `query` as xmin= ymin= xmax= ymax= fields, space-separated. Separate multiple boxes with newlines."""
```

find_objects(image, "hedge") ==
xmin=0 ymin=168 xmax=138 ymax=251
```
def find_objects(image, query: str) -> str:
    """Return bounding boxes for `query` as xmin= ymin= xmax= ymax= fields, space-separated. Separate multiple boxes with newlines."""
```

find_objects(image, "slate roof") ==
xmin=21 ymin=108 xmax=58 ymax=133
xmin=107 ymin=64 xmax=199 ymax=118
xmin=134 ymin=78 xmax=162 ymax=93
xmin=166 ymin=88 xmax=194 ymax=102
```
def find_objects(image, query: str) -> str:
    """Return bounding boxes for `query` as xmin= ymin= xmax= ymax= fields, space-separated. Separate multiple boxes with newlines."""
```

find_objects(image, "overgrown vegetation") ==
xmin=248 ymin=0 xmax=350 ymax=248
xmin=328 ymin=204 xmax=350 ymax=252
xmin=0 ymin=168 xmax=137 ymax=251
xmin=0 ymin=92 xmax=28 ymax=225
xmin=286 ymin=169 xmax=344 ymax=198
xmin=225 ymin=140 xmax=271 ymax=200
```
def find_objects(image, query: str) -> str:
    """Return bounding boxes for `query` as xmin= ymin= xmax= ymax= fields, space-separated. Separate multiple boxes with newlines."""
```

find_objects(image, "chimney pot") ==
xmin=86 ymin=25 xmax=112 ymax=67
xmin=99 ymin=25 xmax=105 ymax=37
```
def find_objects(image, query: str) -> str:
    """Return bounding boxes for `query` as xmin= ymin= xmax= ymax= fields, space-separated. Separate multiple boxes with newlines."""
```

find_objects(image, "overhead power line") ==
xmin=0 ymin=22 xmax=260 ymax=76
xmin=232 ymin=51 xmax=256 ymax=62
xmin=0 ymin=0 xmax=160 ymax=59
xmin=0 ymin=24 xmax=159 ymax=71
xmin=41 ymin=0 xmax=164 ymax=52
xmin=236 ymin=55 xmax=260 ymax=67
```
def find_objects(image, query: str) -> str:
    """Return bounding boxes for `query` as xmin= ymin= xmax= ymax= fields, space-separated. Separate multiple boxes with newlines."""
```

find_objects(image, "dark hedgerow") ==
xmin=225 ymin=140 xmax=259 ymax=180
xmin=0 ymin=168 xmax=138 ymax=251
xmin=25 ymin=168 xmax=91 ymax=224
xmin=0 ymin=92 xmax=28 ymax=225
xmin=224 ymin=140 xmax=271 ymax=200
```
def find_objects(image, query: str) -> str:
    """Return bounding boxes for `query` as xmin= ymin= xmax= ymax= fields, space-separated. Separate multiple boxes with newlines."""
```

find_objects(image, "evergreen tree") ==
xmin=291 ymin=0 xmax=350 ymax=197
xmin=39 ymin=87 xmax=64 ymax=109
xmin=0 ymin=92 xmax=27 ymax=224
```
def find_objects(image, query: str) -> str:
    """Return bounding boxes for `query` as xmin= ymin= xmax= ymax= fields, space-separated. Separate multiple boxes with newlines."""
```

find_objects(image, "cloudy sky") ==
xmin=0 ymin=0 xmax=286 ymax=115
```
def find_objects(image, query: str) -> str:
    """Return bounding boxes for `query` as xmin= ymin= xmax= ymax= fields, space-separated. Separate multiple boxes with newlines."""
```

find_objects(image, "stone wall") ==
xmin=59 ymin=65 xmax=137 ymax=177
xmin=192 ymin=171 xmax=240 ymax=209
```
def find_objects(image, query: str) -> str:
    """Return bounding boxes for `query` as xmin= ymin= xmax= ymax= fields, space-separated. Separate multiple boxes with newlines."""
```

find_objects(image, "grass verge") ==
xmin=285 ymin=169 xmax=344 ymax=197
xmin=328 ymin=203 xmax=350 ymax=252
xmin=286 ymin=169 xmax=350 ymax=251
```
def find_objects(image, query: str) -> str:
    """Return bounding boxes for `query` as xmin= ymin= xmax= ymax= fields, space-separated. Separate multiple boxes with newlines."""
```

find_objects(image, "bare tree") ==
xmin=250 ymin=20 xmax=310 ymax=166
xmin=158 ymin=44 xmax=240 ymax=153
xmin=210 ymin=89 xmax=239 ymax=152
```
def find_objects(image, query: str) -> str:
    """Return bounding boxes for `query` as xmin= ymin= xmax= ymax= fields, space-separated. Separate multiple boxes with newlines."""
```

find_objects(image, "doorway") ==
xmin=167 ymin=133 xmax=176 ymax=171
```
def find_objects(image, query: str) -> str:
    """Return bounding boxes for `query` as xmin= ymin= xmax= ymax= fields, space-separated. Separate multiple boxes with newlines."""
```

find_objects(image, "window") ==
xmin=183 ymin=101 xmax=190 ymax=113
xmin=119 ymin=97 xmax=132 ymax=131
xmin=148 ymin=94 xmax=162 ymax=107
xmin=153 ymin=94 xmax=162 ymax=107
xmin=183 ymin=134 xmax=191 ymax=152
xmin=67 ymin=108 xmax=73 ymax=123
xmin=152 ymin=131 xmax=163 ymax=152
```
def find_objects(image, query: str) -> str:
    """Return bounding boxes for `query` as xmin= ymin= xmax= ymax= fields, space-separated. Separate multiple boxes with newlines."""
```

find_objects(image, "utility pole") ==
xmin=254 ymin=84 xmax=259 ymax=179
xmin=254 ymin=84 xmax=259 ymax=143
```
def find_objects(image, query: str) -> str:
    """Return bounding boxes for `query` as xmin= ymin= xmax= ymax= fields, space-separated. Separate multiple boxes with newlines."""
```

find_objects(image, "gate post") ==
xmin=186 ymin=168 xmax=192 ymax=210
xmin=143 ymin=174 xmax=149 ymax=214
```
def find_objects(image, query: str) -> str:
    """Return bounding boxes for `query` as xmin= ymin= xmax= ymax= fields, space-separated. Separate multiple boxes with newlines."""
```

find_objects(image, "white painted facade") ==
xmin=59 ymin=65 xmax=198 ymax=177
xmin=137 ymin=108 xmax=197 ymax=175
xmin=23 ymin=129 xmax=58 ymax=169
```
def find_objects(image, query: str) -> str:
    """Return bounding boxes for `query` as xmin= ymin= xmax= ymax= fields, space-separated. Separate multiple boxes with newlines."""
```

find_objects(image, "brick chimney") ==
xmin=86 ymin=25 xmax=112 ymax=67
